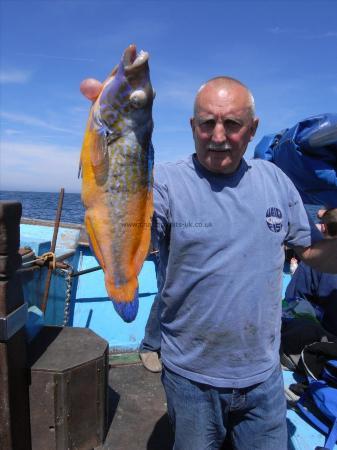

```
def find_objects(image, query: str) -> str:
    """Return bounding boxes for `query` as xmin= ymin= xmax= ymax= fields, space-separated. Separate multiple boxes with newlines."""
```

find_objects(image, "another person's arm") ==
xmin=294 ymin=208 xmax=337 ymax=273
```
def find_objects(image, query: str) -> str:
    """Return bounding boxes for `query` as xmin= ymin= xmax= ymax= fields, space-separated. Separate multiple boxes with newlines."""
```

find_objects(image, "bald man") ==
xmin=81 ymin=76 xmax=337 ymax=449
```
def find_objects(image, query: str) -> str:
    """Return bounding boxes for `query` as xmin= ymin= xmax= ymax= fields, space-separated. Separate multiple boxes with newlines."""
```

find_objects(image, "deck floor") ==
xmin=96 ymin=362 xmax=334 ymax=450
xmin=96 ymin=362 xmax=174 ymax=450
xmin=97 ymin=360 xmax=235 ymax=450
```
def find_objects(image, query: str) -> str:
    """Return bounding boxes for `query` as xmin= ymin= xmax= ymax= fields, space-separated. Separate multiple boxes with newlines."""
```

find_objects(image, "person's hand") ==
xmin=317 ymin=208 xmax=337 ymax=237
xmin=316 ymin=209 xmax=327 ymax=234
xmin=317 ymin=209 xmax=327 ymax=220
xmin=80 ymin=78 xmax=103 ymax=101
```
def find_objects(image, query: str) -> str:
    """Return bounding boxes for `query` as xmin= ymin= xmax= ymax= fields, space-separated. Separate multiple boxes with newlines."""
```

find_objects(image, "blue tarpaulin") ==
xmin=254 ymin=114 xmax=337 ymax=207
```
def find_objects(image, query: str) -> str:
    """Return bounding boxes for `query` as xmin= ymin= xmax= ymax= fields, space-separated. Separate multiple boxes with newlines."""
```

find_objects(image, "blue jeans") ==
xmin=161 ymin=365 xmax=287 ymax=450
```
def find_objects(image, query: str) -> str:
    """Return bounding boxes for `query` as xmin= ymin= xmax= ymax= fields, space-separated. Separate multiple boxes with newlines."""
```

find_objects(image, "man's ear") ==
xmin=190 ymin=117 xmax=195 ymax=133
xmin=249 ymin=117 xmax=259 ymax=141
xmin=80 ymin=78 xmax=103 ymax=102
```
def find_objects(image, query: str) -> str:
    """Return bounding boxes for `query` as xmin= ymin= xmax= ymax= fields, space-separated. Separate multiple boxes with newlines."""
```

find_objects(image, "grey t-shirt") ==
xmin=153 ymin=154 xmax=317 ymax=388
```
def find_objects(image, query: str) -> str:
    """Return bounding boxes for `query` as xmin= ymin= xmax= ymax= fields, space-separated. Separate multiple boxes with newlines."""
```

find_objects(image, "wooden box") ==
xmin=28 ymin=326 xmax=108 ymax=450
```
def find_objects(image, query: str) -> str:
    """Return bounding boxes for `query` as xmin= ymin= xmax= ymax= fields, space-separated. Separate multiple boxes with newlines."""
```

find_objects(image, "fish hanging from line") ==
xmin=79 ymin=44 xmax=155 ymax=322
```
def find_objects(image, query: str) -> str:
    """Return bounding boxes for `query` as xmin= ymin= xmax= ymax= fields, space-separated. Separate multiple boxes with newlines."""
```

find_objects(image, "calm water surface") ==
xmin=0 ymin=191 xmax=85 ymax=224
xmin=0 ymin=190 xmax=322 ymax=226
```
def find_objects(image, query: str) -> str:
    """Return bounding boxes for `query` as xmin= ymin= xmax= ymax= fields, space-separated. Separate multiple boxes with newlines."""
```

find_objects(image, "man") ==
xmin=81 ymin=76 xmax=337 ymax=450
xmin=286 ymin=208 xmax=337 ymax=336
xmin=281 ymin=208 xmax=337 ymax=371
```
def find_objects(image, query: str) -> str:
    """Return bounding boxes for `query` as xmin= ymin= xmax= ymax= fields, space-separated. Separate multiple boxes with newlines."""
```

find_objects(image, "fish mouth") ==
xmin=123 ymin=44 xmax=149 ymax=70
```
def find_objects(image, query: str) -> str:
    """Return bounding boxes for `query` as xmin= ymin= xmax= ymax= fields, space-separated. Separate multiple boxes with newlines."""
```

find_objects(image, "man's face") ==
xmin=190 ymin=83 xmax=259 ymax=174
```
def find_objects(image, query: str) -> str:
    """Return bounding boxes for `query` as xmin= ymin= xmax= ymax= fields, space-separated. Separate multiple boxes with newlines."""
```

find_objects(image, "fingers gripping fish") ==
xmin=80 ymin=45 xmax=154 ymax=322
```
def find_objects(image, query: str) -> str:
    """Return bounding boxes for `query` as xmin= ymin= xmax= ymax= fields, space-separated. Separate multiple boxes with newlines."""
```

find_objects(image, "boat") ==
xmin=9 ymin=215 xmax=334 ymax=449
xmin=0 ymin=108 xmax=337 ymax=450
xmin=20 ymin=217 xmax=158 ymax=354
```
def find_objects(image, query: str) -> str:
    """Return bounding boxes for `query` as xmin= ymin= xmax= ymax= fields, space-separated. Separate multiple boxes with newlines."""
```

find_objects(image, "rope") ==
xmin=21 ymin=251 xmax=56 ymax=269
xmin=41 ymin=252 xmax=56 ymax=270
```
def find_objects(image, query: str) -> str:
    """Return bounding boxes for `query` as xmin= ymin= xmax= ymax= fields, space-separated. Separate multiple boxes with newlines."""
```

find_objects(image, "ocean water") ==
xmin=0 ymin=191 xmax=85 ymax=224
xmin=0 ymin=190 xmax=324 ymax=226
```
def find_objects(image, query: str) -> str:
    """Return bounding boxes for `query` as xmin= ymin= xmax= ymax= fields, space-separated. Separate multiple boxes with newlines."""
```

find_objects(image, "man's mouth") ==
xmin=208 ymin=146 xmax=232 ymax=153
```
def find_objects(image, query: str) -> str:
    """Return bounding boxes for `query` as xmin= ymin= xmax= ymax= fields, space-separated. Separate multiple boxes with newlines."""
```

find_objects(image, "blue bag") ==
xmin=253 ymin=113 xmax=337 ymax=208
xmin=297 ymin=342 xmax=337 ymax=450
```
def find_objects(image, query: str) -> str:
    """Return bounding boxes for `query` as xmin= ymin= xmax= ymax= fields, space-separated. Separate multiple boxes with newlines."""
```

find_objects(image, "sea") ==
xmin=0 ymin=191 xmax=85 ymax=225
xmin=0 ymin=190 xmax=323 ymax=226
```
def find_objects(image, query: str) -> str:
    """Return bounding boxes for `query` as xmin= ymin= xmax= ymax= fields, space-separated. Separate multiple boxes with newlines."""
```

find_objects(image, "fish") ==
xmin=80 ymin=44 xmax=154 ymax=322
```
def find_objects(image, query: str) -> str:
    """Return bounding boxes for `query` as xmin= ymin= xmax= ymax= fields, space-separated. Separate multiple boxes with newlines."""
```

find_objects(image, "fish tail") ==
xmin=112 ymin=290 xmax=139 ymax=323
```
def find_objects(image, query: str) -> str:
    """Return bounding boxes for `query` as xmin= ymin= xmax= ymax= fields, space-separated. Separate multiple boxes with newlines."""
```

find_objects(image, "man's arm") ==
xmin=151 ymin=166 xmax=170 ymax=247
xmin=294 ymin=238 xmax=337 ymax=274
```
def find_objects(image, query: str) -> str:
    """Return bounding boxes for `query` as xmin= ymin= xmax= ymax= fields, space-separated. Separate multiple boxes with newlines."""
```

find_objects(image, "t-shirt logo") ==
xmin=266 ymin=207 xmax=283 ymax=232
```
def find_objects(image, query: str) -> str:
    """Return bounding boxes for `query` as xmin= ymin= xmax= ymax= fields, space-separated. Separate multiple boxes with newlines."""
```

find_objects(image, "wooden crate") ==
xmin=28 ymin=326 xmax=108 ymax=450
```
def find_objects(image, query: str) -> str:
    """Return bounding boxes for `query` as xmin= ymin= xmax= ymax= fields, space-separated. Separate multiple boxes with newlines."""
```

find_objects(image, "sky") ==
xmin=0 ymin=0 xmax=337 ymax=193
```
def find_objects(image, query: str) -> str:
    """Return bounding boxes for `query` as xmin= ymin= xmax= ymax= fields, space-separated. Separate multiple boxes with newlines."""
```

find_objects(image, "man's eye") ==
xmin=200 ymin=120 xmax=215 ymax=129
xmin=224 ymin=120 xmax=242 ymax=131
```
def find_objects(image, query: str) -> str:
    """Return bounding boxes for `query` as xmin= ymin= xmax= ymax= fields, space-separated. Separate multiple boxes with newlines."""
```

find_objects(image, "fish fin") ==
xmin=107 ymin=64 xmax=119 ymax=79
xmin=89 ymin=135 xmax=109 ymax=186
xmin=84 ymin=214 xmax=106 ymax=271
xmin=90 ymin=133 xmax=109 ymax=168
xmin=78 ymin=159 xmax=82 ymax=179
xmin=112 ymin=290 xmax=139 ymax=323
xmin=125 ymin=188 xmax=153 ymax=276
xmin=147 ymin=142 xmax=155 ymax=189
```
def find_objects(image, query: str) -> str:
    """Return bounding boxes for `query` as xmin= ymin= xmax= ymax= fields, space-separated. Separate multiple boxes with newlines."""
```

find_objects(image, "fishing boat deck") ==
xmin=17 ymin=220 xmax=337 ymax=450
xmin=96 ymin=357 xmax=232 ymax=450
xmin=96 ymin=360 xmax=173 ymax=450
xmin=96 ymin=359 xmax=336 ymax=450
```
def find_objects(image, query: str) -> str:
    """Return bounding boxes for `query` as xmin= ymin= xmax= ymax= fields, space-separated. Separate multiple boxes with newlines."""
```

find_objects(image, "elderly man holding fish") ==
xmin=80 ymin=46 xmax=337 ymax=450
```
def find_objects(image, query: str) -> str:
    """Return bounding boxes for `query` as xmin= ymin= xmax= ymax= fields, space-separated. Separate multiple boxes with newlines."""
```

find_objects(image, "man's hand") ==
xmin=80 ymin=78 xmax=103 ymax=101
xmin=317 ymin=209 xmax=327 ymax=220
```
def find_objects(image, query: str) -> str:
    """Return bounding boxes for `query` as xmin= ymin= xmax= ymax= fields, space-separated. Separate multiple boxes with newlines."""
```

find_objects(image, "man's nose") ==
xmin=211 ymin=122 xmax=227 ymax=143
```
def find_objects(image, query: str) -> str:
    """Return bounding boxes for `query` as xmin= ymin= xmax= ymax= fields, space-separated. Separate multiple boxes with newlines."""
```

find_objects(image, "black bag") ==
xmin=297 ymin=342 xmax=337 ymax=450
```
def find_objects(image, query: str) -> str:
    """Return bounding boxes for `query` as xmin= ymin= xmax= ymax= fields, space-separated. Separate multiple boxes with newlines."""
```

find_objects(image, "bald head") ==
xmin=190 ymin=75 xmax=259 ymax=174
xmin=193 ymin=77 xmax=256 ymax=119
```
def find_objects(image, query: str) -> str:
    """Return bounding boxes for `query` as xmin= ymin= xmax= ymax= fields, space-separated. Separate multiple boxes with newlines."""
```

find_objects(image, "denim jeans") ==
xmin=161 ymin=364 xmax=287 ymax=450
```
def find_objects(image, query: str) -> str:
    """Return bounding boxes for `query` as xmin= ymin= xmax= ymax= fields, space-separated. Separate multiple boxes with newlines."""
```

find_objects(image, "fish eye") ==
xmin=130 ymin=89 xmax=147 ymax=108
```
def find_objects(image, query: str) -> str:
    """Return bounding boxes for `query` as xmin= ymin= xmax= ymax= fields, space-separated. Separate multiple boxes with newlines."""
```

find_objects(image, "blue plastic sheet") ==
xmin=254 ymin=114 xmax=337 ymax=207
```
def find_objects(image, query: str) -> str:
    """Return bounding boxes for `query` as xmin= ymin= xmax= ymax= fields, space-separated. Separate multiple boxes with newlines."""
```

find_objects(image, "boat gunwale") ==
xmin=21 ymin=217 xmax=89 ymax=246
